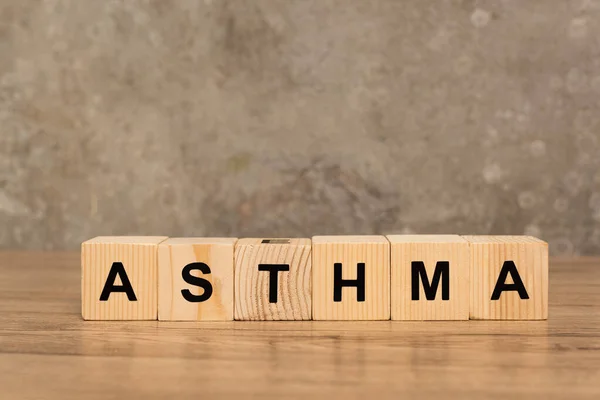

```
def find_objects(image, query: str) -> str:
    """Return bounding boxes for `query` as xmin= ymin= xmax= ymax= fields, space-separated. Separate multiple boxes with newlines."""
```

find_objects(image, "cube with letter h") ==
xmin=312 ymin=236 xmax=390 ymax=320
xmin=464 ymin=236 xmax=548 ymax=320
xmin=81 ymin=236 xmax=168 ymax=320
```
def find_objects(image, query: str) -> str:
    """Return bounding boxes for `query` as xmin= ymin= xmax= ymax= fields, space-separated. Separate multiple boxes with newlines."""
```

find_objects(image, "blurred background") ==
xmin=0 ymin=0 xmax=599 ymax=255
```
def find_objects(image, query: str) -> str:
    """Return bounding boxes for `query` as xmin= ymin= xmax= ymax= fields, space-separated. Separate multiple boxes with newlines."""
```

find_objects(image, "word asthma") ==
xmin=81 ymin=235 xmax=548 ymax=321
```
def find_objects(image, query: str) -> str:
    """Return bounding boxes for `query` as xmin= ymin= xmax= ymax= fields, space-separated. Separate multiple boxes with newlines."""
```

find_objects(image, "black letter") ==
xmin=411 ymin=261 xmax=450 ymax=301
xmin=491 ymin=261 xmax=529 ymax=300
xmin=333 ymin=263 xmax=365 ymax=302
xmin=181 ymin=262 xmax=213 ymax=302
xmin=99 ymin=262 xmax=137 ymax=301
xmin=258 ymin=264 xmax=290 ymax=303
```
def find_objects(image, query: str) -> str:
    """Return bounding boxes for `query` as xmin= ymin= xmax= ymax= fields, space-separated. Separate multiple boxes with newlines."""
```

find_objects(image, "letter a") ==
xmin=99 ymin=262 xmax=137 ymax=301
xmin=491 ymin=261 xmax=529 ymax=300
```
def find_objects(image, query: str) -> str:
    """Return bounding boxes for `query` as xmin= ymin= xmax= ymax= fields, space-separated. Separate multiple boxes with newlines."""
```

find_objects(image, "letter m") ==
xmin=411 ymin=261 xmax=450 ymax=301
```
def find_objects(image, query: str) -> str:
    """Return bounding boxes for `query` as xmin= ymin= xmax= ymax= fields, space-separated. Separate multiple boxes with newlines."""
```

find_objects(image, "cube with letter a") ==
xmin=81 ymin=236 xmax=167 ymax=320
xmin=463 ymin=235 xmax=548 ymax=320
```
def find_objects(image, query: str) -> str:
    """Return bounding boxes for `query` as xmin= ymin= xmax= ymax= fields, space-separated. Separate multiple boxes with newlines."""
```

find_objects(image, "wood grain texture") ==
xmin=387 ymin=235 xmax=469 ymax=320
xmin=81 ymin=236 xmax=167 ymax=320
xmin=463 ymin=235 xmax=548 ymax=320
xmin=312 ymin=235 xmax=390 ymax=320
xmin=234 ymin=238 xmax=311 ymax=320
xmin=158 ymin=238 xmax=236 ymax=321
xmin=1 ymin=252 xmax=600 ymax=399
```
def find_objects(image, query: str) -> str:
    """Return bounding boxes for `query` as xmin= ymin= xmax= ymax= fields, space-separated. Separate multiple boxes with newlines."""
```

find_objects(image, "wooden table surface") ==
xmin=0 ymin=252 xmax=599 ymax=399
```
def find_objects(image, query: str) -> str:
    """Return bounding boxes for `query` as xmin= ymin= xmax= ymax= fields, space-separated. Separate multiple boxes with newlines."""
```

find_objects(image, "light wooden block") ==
xmin=158 ymin=238 xmax=236 ymax=321
xmin=234 ymin=238 xmax=311 ymax=320
xmin=81 ymin=236 xmax=167 ymax=320
xmin=464 ymin=235 xmax=548 ymax=320
xmin=387 ymin=235 xmax=469 ymax=320
xmin=312 ymin=236 xmax=390 ymax=320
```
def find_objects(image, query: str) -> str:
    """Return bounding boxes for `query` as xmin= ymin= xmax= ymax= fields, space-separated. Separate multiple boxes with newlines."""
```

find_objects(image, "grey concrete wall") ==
xmin=1 ymin=0 xmax=599 ymax=255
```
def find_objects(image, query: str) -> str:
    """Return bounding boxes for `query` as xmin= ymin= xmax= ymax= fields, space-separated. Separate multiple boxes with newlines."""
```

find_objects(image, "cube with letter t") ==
xmin=234 ymin=238 xmax=312 ymax=320
xmin=81 ymin=236 xmax=167 ymax=320
xmin=312 ymin=236 xmax=390 ymax=320
xmin=464 ymin=236 xmax=548 ymax=320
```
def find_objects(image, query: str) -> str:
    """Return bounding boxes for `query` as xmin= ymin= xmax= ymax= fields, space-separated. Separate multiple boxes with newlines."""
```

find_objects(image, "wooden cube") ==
xmin=234 ymin=238 xmax=311 ymax=320
xmin=463 ymin=235 xmax=548 ymax=320
xmin=312 ymin=236 xmax=390 ymax=320
xmin=81 ymin=236 xmax=167 ymax=320
xmin=158 ymin=238 xmax=236 ymax=321
xmin=387 ymin=235 xmax=469 ymax=320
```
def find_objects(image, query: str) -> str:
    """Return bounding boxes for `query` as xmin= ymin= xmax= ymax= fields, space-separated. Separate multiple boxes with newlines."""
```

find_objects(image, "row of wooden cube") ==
xmin=81 ymin=235 xmax=548 ymax=321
